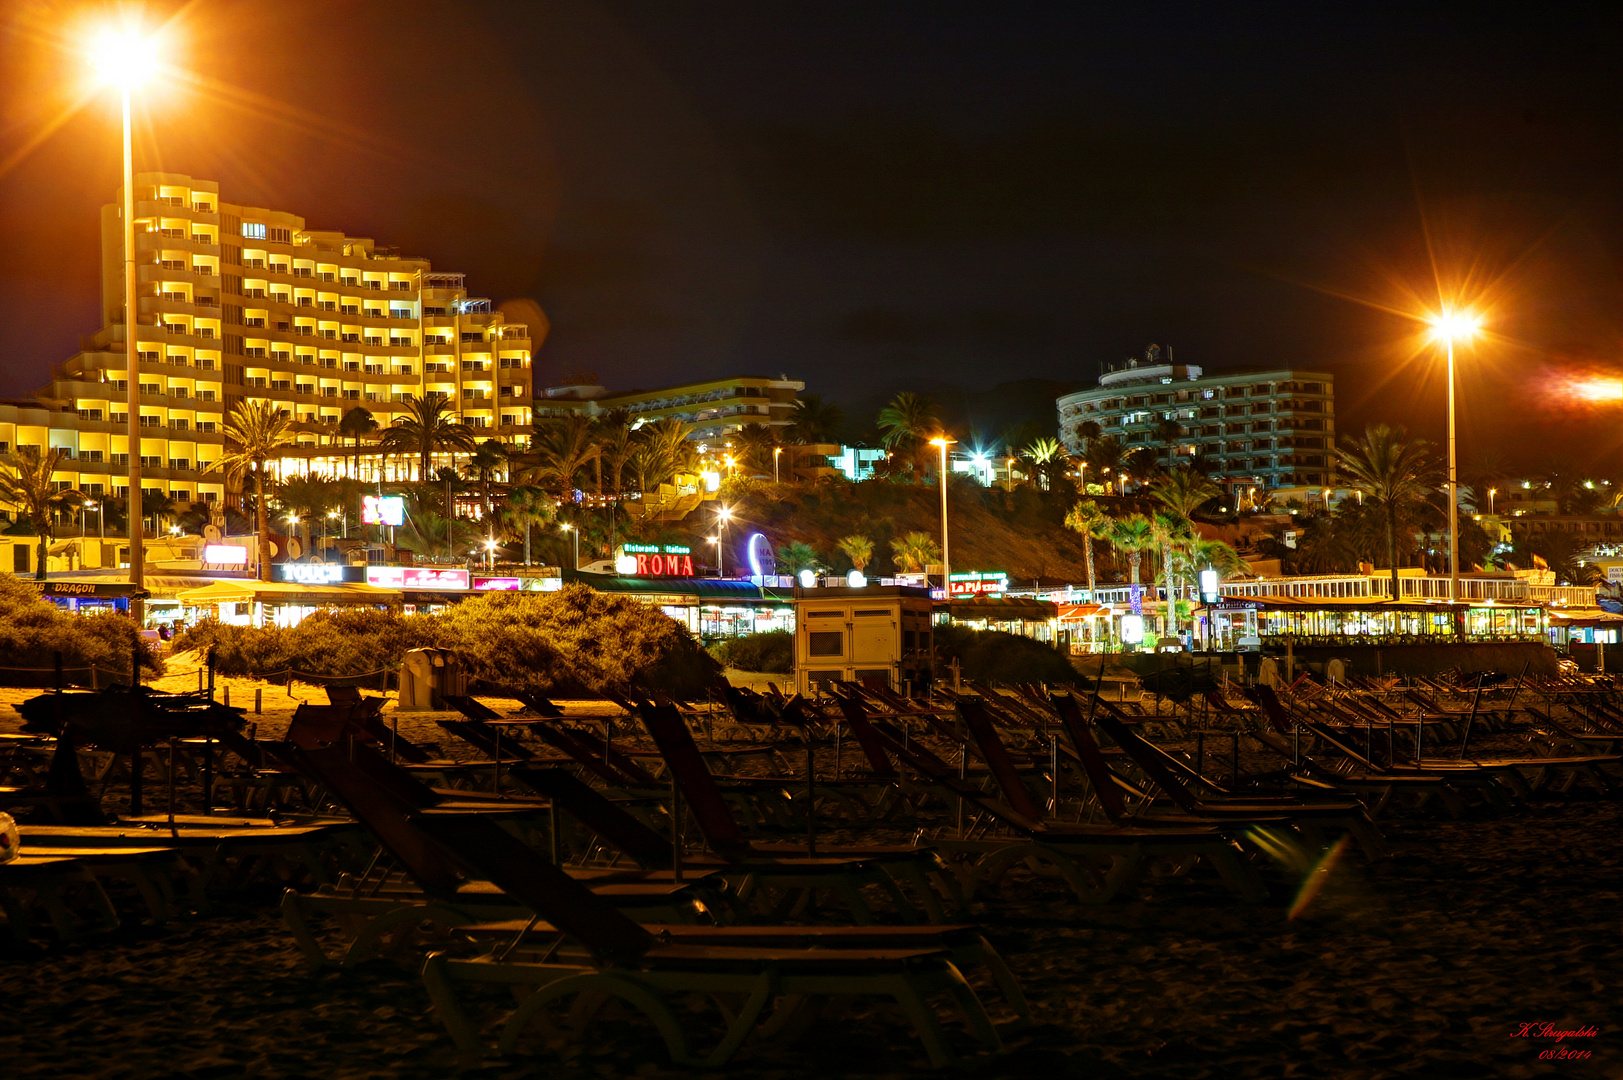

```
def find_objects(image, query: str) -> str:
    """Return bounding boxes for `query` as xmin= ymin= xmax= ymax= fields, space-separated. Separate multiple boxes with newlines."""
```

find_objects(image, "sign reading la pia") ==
xmin=616 ymin=543 xmax=695 ymax=577
xmin=948 ymin=570 xmax=1008 ymax=597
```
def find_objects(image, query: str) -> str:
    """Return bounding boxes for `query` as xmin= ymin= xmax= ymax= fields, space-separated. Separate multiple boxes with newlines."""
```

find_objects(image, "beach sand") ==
xmin=2 ymin=671 xmax=1619 ymax=1078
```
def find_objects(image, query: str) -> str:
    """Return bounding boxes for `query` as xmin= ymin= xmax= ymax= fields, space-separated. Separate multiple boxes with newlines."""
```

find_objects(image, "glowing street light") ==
xmin=90 ymin=22 xmax=163 ymax=620
xmin=1488 ymin=487 xmax=1497 ymax=515
xmin=773 ymin=446 xmax=783 ymax=484
xmin=929 ymin=436 xmax=955 ymax=589
xmin=1427 ymin=308 xmax=1483 ymax=607
xmin=714 ymin=505 xmax=733 ymax=577
xmin=484 ymin=536 xmax=498 ymax=571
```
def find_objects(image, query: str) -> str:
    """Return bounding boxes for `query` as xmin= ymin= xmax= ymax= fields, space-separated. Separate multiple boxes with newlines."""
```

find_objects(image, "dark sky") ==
xmin=4 ymin=2 xmax=1623 ymax=468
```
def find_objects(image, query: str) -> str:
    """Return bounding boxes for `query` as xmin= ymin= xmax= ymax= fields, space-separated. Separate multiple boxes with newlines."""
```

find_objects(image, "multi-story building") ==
xmin=29 ymin=172 xmax=538 ymax=507
xmin=1057 ymin=346 xmax=1336 ymax=492
xmin=536 ymin=374 xmax=803 ymax=444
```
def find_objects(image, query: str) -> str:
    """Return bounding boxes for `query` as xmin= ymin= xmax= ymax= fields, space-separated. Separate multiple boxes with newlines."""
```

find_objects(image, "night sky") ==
xmin=3 ymin=2 xmax=1623 ymax=468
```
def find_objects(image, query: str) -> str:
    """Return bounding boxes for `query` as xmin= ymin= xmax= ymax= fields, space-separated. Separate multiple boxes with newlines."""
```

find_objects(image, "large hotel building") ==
xmin=5 ymin=172 xmax=536 ymax=507
xmin=1056 ymin=347 xmax=1336 ymax=493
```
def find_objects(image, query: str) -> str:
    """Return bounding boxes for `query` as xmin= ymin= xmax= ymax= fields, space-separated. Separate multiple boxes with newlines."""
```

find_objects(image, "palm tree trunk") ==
xmin=1084 ymin=536 xmax=1096 ymax=599
xmin=1163 ymin=540 xmax=1176 ymax=630
xmin=254 ymin=465 xmax=271 ymax=581
xmin=524 ymin=519 xmax=531 ymax=566
xmin=34 ymin=526 xmax=47 ymax=582
xmin=1129 ymin=552 xmax=1141 ymax=587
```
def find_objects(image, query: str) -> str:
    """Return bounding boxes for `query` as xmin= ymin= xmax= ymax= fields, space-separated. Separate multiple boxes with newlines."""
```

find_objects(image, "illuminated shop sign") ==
xmin=366 ymin=566 xmax=469 ymax=590
xmin=616 ymin=543 xmax=695 ymax=577
xmin=948 ymin=571 xmax=1008 ymax=596
xmin=472 ymin=576 xmax=521 ymax=591
xmin=276 ymin=563 xmax=348 ymax=584
xmin=361 ymin=495 xmax=405 ymax=526
xmin=202 ymin=544 xmax=249 ymax=565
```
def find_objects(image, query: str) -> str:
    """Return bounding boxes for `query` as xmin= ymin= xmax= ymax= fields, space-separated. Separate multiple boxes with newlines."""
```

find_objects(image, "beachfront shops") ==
xmin=1197 ymin=595 xmax=1548 ymax=650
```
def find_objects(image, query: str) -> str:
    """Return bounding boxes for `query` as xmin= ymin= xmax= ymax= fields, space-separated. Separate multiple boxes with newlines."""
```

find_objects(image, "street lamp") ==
xmin=559 ymin=522 xmax=578 ymax=570
xmin=715 ymin=505 xmax=733 ymax=578
xmin=484 ymin=537 xmax=498 ymax=571
xmin=1488 ymin=487 xmax=1497 ymax=515
xmin=929 ymin=436 xmax=955 ymax=590
xmin=1322 ymin=488 xmax=1332 ymax=512
xmin=709 ymin=535 xmax=723 ymax=577
xmin=1428 ymin=309 xmax=1482 ymax=606
xmin=90 ymin=24 xmax=161 ymax=626
xmin=773 ymin=446 xmax=783 ymax=484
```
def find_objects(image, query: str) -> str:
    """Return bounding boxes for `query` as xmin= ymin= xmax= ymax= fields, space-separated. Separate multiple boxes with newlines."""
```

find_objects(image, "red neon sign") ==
xmin=635 ymin=553 xmax=694 ymax=577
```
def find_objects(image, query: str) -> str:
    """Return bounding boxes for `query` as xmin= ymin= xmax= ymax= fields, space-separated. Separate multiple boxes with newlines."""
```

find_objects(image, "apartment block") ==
xmin=536 ymin=374 xmax=804 ymax=443
xmin=1057 ymin=346 xmax=1335 ymax=490
xmin=31 ymin=172 xmax=538 ymax=505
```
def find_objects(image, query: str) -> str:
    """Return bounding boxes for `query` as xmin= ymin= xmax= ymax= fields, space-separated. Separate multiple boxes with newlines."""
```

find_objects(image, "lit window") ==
xmin=242 ymin=222 xmax=267 ymax=239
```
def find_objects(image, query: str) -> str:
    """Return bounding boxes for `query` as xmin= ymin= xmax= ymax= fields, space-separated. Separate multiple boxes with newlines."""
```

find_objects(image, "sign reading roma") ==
xmin=619 ymin=543 xmax=695 ymax=577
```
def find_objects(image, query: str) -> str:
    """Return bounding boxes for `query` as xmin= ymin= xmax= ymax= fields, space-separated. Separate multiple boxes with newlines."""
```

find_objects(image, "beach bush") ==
xmin=933 ymin=625 xmax=1077 ymax=685
xmin=173 ymin=584 xmax=720 ymax=697
xmin=0 ymin=575 xmax=161 ymax=683
xmin=710 ymin=630 xmax=793 ymax=674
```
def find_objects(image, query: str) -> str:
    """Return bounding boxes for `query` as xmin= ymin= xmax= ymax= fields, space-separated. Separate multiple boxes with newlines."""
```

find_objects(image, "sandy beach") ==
xmin=2 ymin=669 xmax=1620 ymax=1079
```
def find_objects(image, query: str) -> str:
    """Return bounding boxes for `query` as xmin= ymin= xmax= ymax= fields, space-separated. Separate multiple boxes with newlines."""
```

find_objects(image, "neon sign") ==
xmin=366 ymin=566 xmax=469 ymax=590
xmin=947 ymin=571 xmax=1008 ymax=597
xmin=361 ymin=495 xmax=405 ymax=526
xmin=618 ymin=543 xmax=694 ymax=577
xmin=277 ymin=563 xmax=347 ymax=584
xmin=202 ymin=544 xmax=248 ymax=565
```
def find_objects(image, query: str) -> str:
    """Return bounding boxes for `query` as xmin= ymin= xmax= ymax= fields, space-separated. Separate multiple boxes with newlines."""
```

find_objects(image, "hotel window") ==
xmin=242 ymin=222 xmax=267 ymax=239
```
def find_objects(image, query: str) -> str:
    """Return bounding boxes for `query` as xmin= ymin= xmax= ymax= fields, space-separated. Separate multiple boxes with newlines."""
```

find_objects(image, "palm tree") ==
xmin=213 ymin=400 xmax=293 ymax=581
xmin=1152 ymin=418 xmax=1185 ymax=468
xmin=379 ymin=395 xmax=476 ymax=482
xmin=1063 ymin=499 xmax=1110 ymax=600
xmin=1151 ymin=466 xmax=1221 ymax=521
xmin=1152 ymin=510 xmax=1195 ymax=620
xmin=528 ymin=416 xmax=601 ymax=499
xmin=1021 ymin=437 xmax=1065 ymax=491
xmin=628 ymin=418 xmax=697 ymax=494
xmin=0 ymin=447 xmax=81 ymax=580
xmin=337 ymin=406 xmax=378 ymax=478
xmin=889 ymin=531 xmax=942 ymax=575
xmin=733 ymin=424 xmax=784 ymax=478
xmin=1108 ymin=513 xmax=1157 ymax=588
xmin=836 ymin=533 xmax=874 ymax=572
xmin=1335 ymin=424 xmax=1439 ymax=600
xmin=275 ymin=474 xmax=341 ymax=556
xmin=467 ymin=439 xmax=509 ymax=523
xmin=876 ymin=392 xmax=937 ymax=474
xmin=775 ymin=541 xmax=823 ymax=576
xmin=1084 ymin=435 xmax=1126 ymax=491
xmin=1123 ymin=446 xmax=1160 ymax=489
xmin=788 ymin=394 xmax=845 ymax=445
xmin=497 ymin=485 xmax=555 ymax=566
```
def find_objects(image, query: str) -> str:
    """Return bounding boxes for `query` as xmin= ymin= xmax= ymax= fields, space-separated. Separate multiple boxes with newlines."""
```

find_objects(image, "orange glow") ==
xmin=89 ymin=28 xmax=160 ymax=90
xmin=1566 ymin=377 xmax=1623 ymax=402
xmin=1426 ymin=309 xmax=1482 ymax=344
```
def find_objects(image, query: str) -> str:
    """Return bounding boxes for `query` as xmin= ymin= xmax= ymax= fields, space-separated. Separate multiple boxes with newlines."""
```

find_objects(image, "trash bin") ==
xmin=397 ymin=647 xmax=466 ymax=711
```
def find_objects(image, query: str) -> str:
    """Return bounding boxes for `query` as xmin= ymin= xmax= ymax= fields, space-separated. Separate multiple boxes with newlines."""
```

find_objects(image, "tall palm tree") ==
xmin=876 ymin=392 xmax=937 ymax=474
xmin=1151 ymin=418 xmax=1185 ymax=469
xmin=836 ymin=533 xmax=874 ymax=572
xmin=379 ymin=395 xmax=476 ymax=482
xmin=528 ymin=416 xmax=601 ymax=499
xmin=1152 ymin=510 xmax=1195 ymax=620
xmin=628 ymin=418 xmax=697 ymax=494
xmin=1021 ymin=437 xmax=1065 ymax=491
xmin=213 ymin=400 xmax=293 ymax=581
xmin=1085 ymin=435 xmax=1126 ymax=491
xmin=1151 ymin=466 xmax=1221 ymax=520
xmin=496 ymin=484 xmax=554 ymax=566
xmin=1063 ymin=499 xmax=1110 ymax=600
xmin=1335 ymin=424 xmax=1440 ymax=600
xmin=889 ymin=531 xmax=942 ymax=575
xmin=788 ymin=394 xmax=845 ymax=445
xmin=275 ymin=473 xmax=341 ymax=556
xmin=1108 ymin=513 xmax=1157 ymax=588
xmin=0 ymin=447 xmax=81 ymax=581
xmin=775 ymin=541 xmax=823 ymax=576
xmin=466 ymin=439 xmax=509 ymax=523
xmin=733 ymin=424 xmax=784 ymax=477
xmin=337 ymin=406 xmax=378 ymax=479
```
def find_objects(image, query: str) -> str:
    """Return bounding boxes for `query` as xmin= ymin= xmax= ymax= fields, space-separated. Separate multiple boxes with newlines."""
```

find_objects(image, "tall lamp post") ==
xmin=928 ymin=436 xmax=955 ymax=590
xmin=715 ymin=505 xmax=733 ymax=578
xmin=559 ymin=522 xmax=578 ymax=570
xmin=773 ymin=446 xmax=782 ymax=484
xmin=1428 ymin=310 xmax=1482 ymax=607
xmin=91 ymin=28 xmax=160 ymax=626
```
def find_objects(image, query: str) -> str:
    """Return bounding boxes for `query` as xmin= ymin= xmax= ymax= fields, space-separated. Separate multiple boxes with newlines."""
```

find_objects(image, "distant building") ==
xmin=1056 ymin=346 xmax=1335 ymax=491
xmin=535 ymin=374 xmax=803 ymax=443
xmin=29 ymin=171 xmax=537 ymax=508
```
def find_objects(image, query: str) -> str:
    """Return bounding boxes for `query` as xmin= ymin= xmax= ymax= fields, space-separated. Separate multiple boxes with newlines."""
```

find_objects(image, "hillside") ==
xmin=720 ymin=478 xmax=1150 ymax=585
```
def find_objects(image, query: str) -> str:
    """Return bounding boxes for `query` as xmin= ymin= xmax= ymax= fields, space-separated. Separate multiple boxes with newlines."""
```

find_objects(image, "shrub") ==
xmin=175 ymin=584 xmax=720 ymax=698
xmin=435 ymin=585 xmax=720 ymax=697
xmin=710 ymin=630 xmax=793 ymax=674
xmin=0 ymin=575 xmax=161 ymax=683
xmin=934 ymin=625 xmax=1077 ymax=685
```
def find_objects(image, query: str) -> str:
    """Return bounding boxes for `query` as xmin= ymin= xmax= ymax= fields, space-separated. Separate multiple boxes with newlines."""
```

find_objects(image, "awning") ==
xmin=1202 ymin=594 xmax=1477 ymax=614
xmin=946 ymin=596 xmax=1058 ymax=621
xmin=1548 ymin=607 xmax=1623 ymax=625
xmin=564 ymin=573 xmax=792 ymax=604
xmin=1056 ymin=604 xmax=1109 ymax=620
xmin=176 ymin=580 xmax=401 ymax=606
